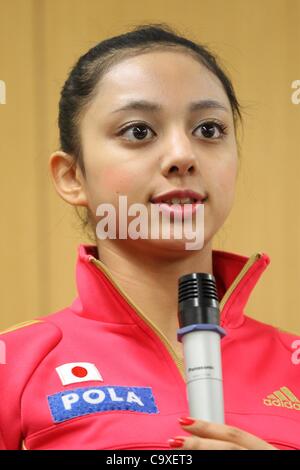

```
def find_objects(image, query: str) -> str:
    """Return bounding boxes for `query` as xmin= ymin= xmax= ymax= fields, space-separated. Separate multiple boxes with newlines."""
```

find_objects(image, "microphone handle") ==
xmin=181 ymin=329 xmax=224 ymax=423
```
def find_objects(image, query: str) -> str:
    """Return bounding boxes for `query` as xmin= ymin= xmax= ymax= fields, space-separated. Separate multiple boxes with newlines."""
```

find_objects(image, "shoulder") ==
xmin=243 ymin=314 xmax=300 ymax=356
xmin=0 ymin=316 xmax=62 ymax=345
xmin=275 ymin=325 xmax=300 ymax=362
xmin=0 ymin=314 xmax=65 ymax=372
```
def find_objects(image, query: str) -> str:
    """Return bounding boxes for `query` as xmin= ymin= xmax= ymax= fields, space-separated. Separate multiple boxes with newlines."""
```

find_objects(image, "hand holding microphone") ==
xmin=168 ymin=272 xmax=277 ymax=449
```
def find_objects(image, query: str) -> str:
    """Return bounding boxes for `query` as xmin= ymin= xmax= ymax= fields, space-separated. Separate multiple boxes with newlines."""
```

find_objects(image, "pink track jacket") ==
xmin=1 ymin=244 xmax=300 ymax=450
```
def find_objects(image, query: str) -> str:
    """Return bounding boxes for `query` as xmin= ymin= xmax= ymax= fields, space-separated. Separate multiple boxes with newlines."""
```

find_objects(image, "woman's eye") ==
xmin=195 ymin=121 xmax=227 ymax=139
xmin=118 ymin=123 xmax=155 ymax=142
xmin=117 ymin=120 xmax=227 ymax=143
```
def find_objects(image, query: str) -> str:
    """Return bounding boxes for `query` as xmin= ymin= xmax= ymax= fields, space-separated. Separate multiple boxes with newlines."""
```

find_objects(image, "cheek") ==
xmin=97 ymin=166 xmax=135 ymax=196
xmin=216 ymin=159 xmax=238 ymax=195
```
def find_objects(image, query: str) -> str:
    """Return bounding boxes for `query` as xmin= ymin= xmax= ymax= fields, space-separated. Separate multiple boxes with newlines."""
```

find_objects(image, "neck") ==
xmin=96 ymin=240 xmax=213 ymax=353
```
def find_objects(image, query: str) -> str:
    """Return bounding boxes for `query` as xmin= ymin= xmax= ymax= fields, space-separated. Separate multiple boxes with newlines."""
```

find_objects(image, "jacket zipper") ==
xmin=90 ymin=253 xmax=262 ymax=379
xmin=219 ymin=252 xmax=263 ymax=315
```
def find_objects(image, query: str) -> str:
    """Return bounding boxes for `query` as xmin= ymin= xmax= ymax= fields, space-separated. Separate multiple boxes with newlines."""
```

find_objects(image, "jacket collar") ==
xmin=71 ymin=244 xmax=270 ymax=329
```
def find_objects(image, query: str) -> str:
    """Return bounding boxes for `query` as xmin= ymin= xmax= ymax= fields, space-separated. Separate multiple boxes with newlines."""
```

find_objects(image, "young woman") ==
xmin=1 ymin=24 xmax=300 ymax=450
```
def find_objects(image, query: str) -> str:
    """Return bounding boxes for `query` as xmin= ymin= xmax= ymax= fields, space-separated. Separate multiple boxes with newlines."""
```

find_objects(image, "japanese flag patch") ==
xmin=56 ymin=362 xmax=103 ymax=385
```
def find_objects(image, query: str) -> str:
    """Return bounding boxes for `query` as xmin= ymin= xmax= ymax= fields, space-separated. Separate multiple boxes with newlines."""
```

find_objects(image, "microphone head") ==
xmin=178 ymin=273 xmax=220 ymax=328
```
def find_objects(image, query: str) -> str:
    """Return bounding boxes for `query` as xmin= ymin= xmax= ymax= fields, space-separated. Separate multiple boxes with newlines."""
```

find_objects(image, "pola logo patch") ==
xmin=48 ymin=385 xmax=159 ymax=423
xmin=56 ymin=362 xmax=103 ymax=385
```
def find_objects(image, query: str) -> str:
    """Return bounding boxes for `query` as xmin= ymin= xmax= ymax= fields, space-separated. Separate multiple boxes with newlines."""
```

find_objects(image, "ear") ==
xmin=49 ymin=150 xmax=88 ymax=207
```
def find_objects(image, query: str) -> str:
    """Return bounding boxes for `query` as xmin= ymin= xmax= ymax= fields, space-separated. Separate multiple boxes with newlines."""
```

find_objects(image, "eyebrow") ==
xmin=111 ymin=99 xmax=230 ymax=114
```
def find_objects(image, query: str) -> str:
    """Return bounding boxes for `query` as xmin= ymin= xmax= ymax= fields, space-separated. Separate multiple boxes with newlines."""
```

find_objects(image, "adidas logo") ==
xmin=263 ymin=386 xmax=300 ymax=410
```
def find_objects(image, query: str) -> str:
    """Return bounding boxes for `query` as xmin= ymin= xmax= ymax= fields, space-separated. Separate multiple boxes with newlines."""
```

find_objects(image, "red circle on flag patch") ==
xmin=71 ymin=366 xmax=88 ymax=378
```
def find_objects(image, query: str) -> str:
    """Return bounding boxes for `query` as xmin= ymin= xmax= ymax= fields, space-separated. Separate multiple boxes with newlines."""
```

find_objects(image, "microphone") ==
xmin=177 ymin=272 xmax=226 ymax=423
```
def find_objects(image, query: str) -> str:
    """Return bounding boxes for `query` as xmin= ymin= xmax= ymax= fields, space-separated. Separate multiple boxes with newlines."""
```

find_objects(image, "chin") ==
xmin=132 ymin=235 xmax=206 ymax=256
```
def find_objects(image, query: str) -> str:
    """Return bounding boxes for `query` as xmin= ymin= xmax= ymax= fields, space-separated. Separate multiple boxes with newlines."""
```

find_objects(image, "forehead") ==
xmin=89 ymin=50 xmax=231 ymax=115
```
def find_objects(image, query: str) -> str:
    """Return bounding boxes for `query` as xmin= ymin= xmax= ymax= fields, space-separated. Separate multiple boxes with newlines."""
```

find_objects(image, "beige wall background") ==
xmin=0 ymin=0 xmax=300 ymax=333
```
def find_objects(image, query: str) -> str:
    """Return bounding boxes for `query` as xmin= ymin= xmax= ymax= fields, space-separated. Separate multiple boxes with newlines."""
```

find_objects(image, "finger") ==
xmin=178 ymin=417 xmax=276 ymax=450
xmin=169 ymin=435 xmax=246 ymax=450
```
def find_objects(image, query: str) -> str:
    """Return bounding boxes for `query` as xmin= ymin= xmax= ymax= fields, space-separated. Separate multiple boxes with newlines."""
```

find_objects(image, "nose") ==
xmin=160 ymin=129 xmax=199 ymax=178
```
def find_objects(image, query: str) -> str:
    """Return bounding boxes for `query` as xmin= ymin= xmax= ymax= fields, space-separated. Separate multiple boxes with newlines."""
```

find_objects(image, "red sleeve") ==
xmin=0 ymin=321 xmax=62 ymax=449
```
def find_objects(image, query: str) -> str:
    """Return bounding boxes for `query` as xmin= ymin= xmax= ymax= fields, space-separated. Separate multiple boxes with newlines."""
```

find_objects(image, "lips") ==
xmin=151 ymin=189 xmax=207 ymax=204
